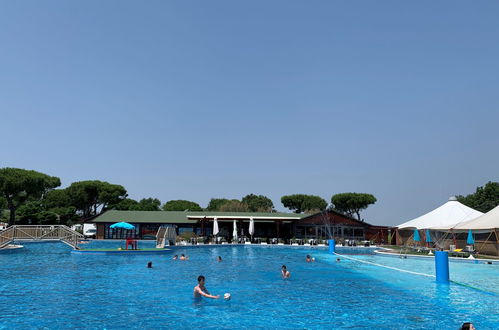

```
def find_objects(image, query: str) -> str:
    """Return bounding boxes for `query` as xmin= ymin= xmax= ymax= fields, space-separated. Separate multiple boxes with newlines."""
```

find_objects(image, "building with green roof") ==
xmin=91 ymin=210 xmax=307 ymax=240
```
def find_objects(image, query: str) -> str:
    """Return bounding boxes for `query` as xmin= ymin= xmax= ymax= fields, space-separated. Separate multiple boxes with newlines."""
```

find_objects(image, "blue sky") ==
xmin=1 ymin=1 xmax=498 ymax=225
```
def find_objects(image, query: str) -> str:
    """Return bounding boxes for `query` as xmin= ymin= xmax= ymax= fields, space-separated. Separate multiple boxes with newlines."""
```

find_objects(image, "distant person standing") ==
xmin=281 ymin=265 xmax=290 ymax=279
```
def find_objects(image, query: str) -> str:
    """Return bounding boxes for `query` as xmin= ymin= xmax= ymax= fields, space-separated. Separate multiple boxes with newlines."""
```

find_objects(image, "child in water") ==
xmin=281 ymin=265 xmax=291 ymax=278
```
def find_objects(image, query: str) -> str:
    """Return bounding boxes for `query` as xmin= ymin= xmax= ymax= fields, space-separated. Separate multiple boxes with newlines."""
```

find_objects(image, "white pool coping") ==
xmin=0 ymin=244 xmax=24 ymax=252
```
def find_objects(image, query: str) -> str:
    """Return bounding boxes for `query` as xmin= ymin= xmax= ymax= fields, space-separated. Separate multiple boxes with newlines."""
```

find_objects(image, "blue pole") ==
xmin=328 ymin=239 xmax=336 ymax=254
xmin=435 ymin=251 xmax=449 ymax=283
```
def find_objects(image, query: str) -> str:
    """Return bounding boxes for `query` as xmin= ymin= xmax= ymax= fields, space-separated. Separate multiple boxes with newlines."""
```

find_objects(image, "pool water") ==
xmin=0 ymin=242 xmax=498 ymax=329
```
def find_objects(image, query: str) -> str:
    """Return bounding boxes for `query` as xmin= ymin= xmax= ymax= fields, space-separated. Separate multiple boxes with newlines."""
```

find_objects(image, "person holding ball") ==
xmin=193 ymin=275 xmax=220 ymax=299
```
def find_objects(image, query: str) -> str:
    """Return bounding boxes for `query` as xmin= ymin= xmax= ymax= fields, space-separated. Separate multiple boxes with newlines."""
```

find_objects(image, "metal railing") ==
xmin=156 ymin=227 xmax=177 ymax=248
xmin=0 ymin=225 xmax=84 ymax=249
xmin=0 ymin=226 xmax=15 ymax=249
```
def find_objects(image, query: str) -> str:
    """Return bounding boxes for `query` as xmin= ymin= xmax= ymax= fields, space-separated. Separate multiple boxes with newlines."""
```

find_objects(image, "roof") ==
xmin=298 ymin=209 xmax=379 ymax=227
xmin=91 ymin=210 xmax=307 ymax=224
xmin=450 ymin=204 xmax=499 ymax=231
xmin=397 ymin=197 xmax=483 ymax=230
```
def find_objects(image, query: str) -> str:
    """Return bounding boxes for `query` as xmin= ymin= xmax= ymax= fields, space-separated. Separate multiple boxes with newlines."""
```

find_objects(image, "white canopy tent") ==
xmin=397 ymin=197 xmax=483 ymax=230
xmin=449 ymin=204 xmax=499 ymax=232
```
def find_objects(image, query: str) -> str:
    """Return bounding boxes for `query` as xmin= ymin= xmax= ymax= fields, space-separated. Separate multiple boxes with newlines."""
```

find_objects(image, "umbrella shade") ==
xmin=425 ymin=229 xmax=432 ymax=243
xmin=110 ymin=222 xmax=135 ymax=230
xmin=413 ymin=229 xmax=420 ymax=242
xmin=249 ymin=218 xmax=255 ymax=236
xmin=213 ymin=218 xmax=219 ymax=236
xmin=233 ymin=220 xmax=238 ymax=240
xmin=467 ymin=229 xmax=475 ymax=245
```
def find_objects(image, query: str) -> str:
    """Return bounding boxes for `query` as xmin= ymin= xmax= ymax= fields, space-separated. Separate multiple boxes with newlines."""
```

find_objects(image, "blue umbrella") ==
xmin=425 ymin=229 xmax=432 ymax=243
xmin=466 ymin=229 xmax=475 ymax=245
xmin=413 ymin=229 xmax=420 ymax=242
xmin=110 ymin=222 xmax=135 ymax=230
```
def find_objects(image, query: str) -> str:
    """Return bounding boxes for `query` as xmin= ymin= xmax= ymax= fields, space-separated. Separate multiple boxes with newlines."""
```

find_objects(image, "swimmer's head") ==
xmin=181 ymin=254 xmax=185 ymax=257
xmin=198 ymin=275 xmax=205 ymax=284
xmin=147 ymin=262 xmax=152 ymax=268
xmin=217 ymin=256 xmax=222 ymax=261
xmin=282 ymin=265 xmax=287 ymax=270
xmin=306 ymin=255 xmax=311 ymax=259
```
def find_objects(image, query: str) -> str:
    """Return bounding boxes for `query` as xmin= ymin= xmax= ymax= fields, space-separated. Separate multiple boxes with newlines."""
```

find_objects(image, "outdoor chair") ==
xmin=125 ymin=238 xmax=137 ymax=250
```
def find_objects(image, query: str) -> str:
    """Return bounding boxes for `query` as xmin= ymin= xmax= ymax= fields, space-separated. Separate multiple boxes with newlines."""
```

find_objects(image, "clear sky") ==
xmin=1 ymin=1 xmax=498 ymax=226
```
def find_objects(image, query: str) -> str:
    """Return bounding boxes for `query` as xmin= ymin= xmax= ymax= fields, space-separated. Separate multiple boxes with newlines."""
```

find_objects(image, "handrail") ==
xmin=0 ymin=225 xmax=83 ymax=249
xmin=156 ymin=226 xmax=177 ymax=248
xmin=0 ymin=226 xmax=15 ymax=249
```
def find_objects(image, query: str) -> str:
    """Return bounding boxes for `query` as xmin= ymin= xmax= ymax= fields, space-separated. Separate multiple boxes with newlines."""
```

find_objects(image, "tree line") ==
xmin=3 ymin=168 xmax=490 ymax=226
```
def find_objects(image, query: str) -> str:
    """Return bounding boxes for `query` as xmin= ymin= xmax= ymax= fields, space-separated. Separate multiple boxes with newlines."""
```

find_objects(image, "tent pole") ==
xmin=451 ymin=229 xmax=457 ymax=249
xmin=476 ymin=231 xmax=493 ymax=256
xmin=395 ymin=229 xmax=401 ymax=245
xmin=494 ymin=229 xmax=499 ymax=256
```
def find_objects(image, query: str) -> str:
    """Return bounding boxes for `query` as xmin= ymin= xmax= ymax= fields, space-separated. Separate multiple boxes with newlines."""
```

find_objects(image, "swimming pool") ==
xmin=0 ymin=241 xmax=497 ymax=329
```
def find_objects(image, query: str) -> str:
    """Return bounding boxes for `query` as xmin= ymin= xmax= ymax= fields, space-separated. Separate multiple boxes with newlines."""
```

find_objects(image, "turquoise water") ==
xmin=0 ymin=241 xmax=498 ymax=329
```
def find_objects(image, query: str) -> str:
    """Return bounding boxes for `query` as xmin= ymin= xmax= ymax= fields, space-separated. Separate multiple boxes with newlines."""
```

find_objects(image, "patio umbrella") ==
xmin=110 ymin=222 xmax=135 ymax=230
xmin=110 ymin=222 xmax=136 ymax=249
xmin=233 ymin=220 xmax=238 ymax=241
xmin=213 ymin=218 xmax=219 ymax=236
xmin=413 ymin=229 xmax=420 ymax=242
xmin=466 ymin=229 xmax=475 ymax=245
xmin=249 ymin=217 xmax=255 ymax=240
xmin=425 ymin=229 xmax=432 ymax=243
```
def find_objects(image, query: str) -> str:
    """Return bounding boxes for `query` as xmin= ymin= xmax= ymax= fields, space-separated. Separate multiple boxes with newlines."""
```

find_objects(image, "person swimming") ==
xmin=217 ymin=256 xmax=222 ymax=262
xmin=336 ymin=258 xmax=340 ymax=262
xmin=281 ymin=265 xmax=290 ymax=279
xmin=461 ymin=322 xmax=475 ymax=330
xmin=306 ymin=255 xmax=311 ymax=262
xmin=147 ymin=261 xmax=153 ymax=268
xmin=193 ymin=275 xmax=219 ymax=299
xmin=172 ymin=255 xmax=178 ymax=260
xmin=180 ymin=254 xmax=189 ymax=260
